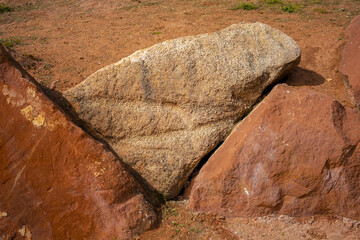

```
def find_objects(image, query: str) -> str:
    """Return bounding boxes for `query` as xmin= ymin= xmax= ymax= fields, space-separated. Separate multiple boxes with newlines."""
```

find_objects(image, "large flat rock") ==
xmin=65 ymin=22 xmax=301 ymax=198
xmin=340 ymin=15 xmax=360 ymax=106
xmin=0 ymin=45 xmax=158 ymax=239
xmin=187 ymin=84 xmax=360 ymax=219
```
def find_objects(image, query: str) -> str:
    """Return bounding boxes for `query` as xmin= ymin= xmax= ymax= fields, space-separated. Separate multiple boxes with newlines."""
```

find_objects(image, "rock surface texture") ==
xmin=187 ymin=84 xmax=360 ymax=220
xmin=65 ymin=22 xmax=301 ymax=198
xmin=340 ymin=15 xmax=360 ymax=106
xmin=0 ymin=45 xmax=158 ymax=239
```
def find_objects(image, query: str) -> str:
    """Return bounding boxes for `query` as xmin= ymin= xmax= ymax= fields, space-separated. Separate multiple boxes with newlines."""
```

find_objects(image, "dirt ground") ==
xmin=139 ymin=200 xmax=360 ymax=239
xmin=1 ymin=0 xmax=360 ymax=239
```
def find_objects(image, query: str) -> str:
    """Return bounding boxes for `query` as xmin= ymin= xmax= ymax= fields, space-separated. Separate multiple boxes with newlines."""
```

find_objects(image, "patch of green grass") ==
xmin=282 ymin=3 xmax=298 ymax=12
xmin=0 ymin=37 xmax=22 ymax=47
xmin=0 ymin=14 xmax=27 ymax=25
xmin=313 ymin=7 xmax=329 ymax=13
xmin=338 ymin=33 xmax=345 ymax=41
xmin=231 ymin=2 xmax=259 ymax=10
xmin=152 ymin=31 xmax=161 ymax=35
xmin=264 ymin=0 xmax=283 ymax=5
xmin=163 ymin=207 xmax=178 ymax=217
xmin=23 ymin=53 xmax=42 ymax=61
xmin=0 ymin=3 xmax=11 ymax=13
xmin=311 ymin=0 xmax=330 ymax=4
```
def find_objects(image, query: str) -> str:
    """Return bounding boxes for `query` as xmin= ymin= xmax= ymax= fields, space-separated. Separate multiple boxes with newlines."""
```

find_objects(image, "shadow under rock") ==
xmin=284 ymin=67 xmax=325 ymax=86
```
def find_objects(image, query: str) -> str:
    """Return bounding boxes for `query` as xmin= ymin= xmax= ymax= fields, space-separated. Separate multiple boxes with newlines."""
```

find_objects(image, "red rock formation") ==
xmin=187 ymin=84 xmax=360 ymax=220
xmin=340 ymin=15 xmax=360 ymax=106
xmin=0 ymin=44 xmax=158 ymax=239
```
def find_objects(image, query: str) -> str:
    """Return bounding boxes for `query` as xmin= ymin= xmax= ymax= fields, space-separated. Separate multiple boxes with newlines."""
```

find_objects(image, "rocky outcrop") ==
xmin=187 ymin=84 xmax=360 ymax=220
xmin=64 ymin=22 xmax=301 ymax=198
xmin=0 ymin=45 xmax=158 ymax=239
xmin=340 ymin=15 xmax=360 ymax=106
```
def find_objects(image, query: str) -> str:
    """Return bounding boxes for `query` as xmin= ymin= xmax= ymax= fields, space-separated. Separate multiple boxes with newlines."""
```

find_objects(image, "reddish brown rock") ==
xmin=340 ymin=15 xmax=360 ymax=106
xmin=0 ymin=45 xmax=158 ymax=239
xmin=187 ymin=84 xmax=360 ymax=220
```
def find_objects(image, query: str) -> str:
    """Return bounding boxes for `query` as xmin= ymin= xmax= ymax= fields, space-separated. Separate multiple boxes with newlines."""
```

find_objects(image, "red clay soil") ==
xmin=1 ymin=0 xmax=360 ymax=239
